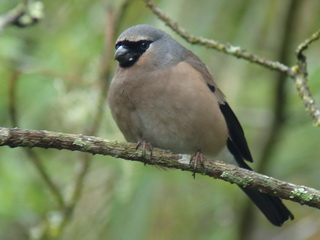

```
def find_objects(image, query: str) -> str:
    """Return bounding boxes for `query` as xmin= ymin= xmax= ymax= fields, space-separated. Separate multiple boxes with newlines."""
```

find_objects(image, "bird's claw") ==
xmin=136 ymin=140 xmax=153 ymax=159
xmin=190 ymin=151 xmax=205 ymax=178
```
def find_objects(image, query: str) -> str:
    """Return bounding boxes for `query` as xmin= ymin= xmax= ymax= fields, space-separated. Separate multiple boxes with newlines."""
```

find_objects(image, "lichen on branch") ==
xmin=1 ymin=126 xmax=320 ymax=209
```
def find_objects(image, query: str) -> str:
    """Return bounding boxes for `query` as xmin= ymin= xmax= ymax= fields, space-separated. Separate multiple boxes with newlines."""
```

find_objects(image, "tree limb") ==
xmin=1 ymin=126 xmax=320 ymax=209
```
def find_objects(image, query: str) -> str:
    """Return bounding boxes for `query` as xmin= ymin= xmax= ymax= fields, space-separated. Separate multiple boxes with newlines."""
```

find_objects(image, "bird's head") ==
xmin=114 ymin=24 xmax=185 ymax=69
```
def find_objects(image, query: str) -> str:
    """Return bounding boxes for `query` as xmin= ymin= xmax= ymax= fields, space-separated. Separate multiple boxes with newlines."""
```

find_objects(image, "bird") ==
xmin=108 ymin=24 xmax=294 ymax=226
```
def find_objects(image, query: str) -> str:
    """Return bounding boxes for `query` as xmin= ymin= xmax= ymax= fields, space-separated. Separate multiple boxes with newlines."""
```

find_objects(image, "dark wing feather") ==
xmin=220 ymin=102 xmax=253 ymax=162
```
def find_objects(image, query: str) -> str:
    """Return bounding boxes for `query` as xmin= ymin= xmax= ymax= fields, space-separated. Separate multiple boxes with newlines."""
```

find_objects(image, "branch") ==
xmin=1 ymin=127 xmax=320 ymax=209
xmin=293 ymin=29 xmax=320 ymax=126
xmin=0 ymin=0 xmax=43 ymax=32
xmin=296 ymin=29 xmax=320 ymax=55
xmin=144 ymin=0 xmax=320 ymax=126
xmin=144 ymin=0 xmax=292 ymax=75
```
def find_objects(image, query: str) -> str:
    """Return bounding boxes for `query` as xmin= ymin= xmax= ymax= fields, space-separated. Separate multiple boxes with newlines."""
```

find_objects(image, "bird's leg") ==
xmin=190 ymin=150 xmax=205 ymax=178
xmin=136 ymin=140 xmax=153 ymax=159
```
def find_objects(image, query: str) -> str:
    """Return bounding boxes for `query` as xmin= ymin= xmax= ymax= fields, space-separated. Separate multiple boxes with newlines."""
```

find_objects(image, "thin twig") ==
xmin=1 ymin=127 xmax=320 ymax=209
xmin=144 ymin=0 xmax=293 ymax=76
xmin=8 ymin=69 xmax=65 ymax=209
xmin=292 ymin=29 xmax=320 ymax=126
xmin=296 ymin=29 xmax=320 ymax=56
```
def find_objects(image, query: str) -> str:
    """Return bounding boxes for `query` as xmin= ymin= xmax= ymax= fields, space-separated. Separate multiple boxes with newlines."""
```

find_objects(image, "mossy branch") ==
xmin=1 ymin=126 xmax=320 ymax=209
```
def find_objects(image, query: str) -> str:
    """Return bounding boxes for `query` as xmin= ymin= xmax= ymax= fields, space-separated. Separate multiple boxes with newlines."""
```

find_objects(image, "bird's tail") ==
xmin=226 ymin=139 xmax=294 ymax=226
xmin=225 ymin=137 xmax=293 ymax=226
xmin=240 ymin=187 xmax=294 ymax=226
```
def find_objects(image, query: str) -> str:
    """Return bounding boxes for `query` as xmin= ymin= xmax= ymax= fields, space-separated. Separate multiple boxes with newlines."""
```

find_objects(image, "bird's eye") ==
xmin=140 ymin=41 xmax=151 ymax=50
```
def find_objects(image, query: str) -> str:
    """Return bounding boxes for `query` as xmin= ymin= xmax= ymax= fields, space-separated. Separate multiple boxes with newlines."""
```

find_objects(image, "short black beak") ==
xmin=114 ymin=45 xmax=130 ymax=62
xmin=114 ymin=45 xmax=141 ymax=68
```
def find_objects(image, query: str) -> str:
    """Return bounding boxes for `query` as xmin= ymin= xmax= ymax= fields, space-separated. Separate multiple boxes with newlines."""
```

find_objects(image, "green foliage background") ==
xmin=1 ymin=0 xmax=320 ymax=240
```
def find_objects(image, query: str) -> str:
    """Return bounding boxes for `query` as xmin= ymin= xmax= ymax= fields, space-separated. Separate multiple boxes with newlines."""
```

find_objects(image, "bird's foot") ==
xmin=136 ymin=140 xmax=153 ymax=159
xmin=190 ymin=150 xmax=205 ymax=178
